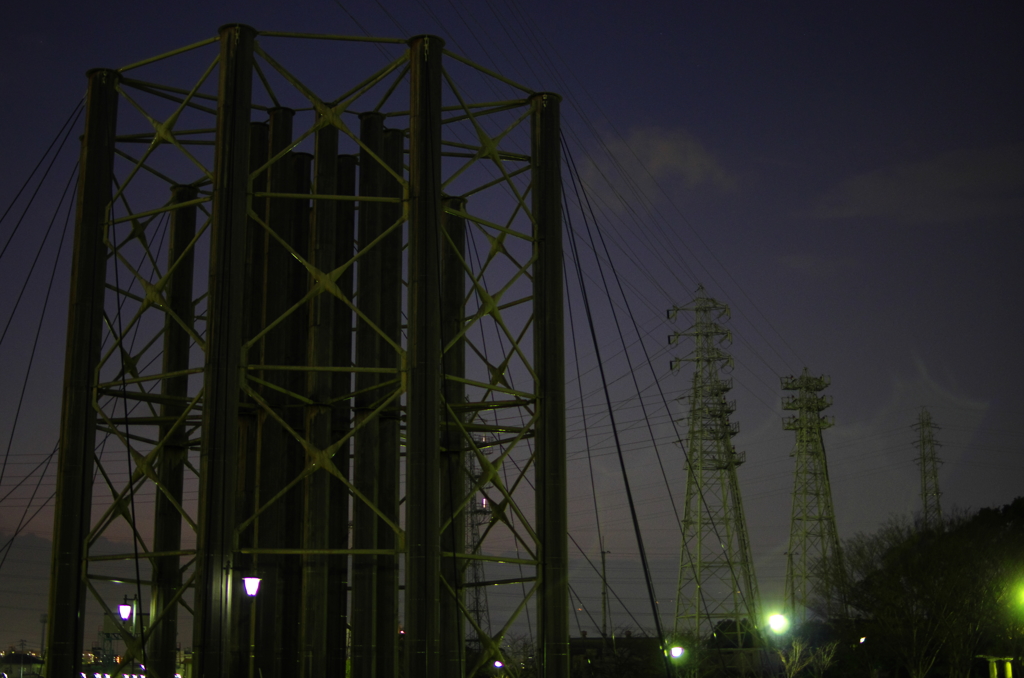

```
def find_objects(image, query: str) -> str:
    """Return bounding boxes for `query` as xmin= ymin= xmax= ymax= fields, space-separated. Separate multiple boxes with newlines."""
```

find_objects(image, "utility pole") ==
xmin=782 ymin=369 xmax=843 ymax=624
xmin=913 ymin=408 xmax=943 ymax=529
xmin=670 ymin=285 xmax=760 ymax=650
xmin=600 ymin=543 xmax=609 ymax=638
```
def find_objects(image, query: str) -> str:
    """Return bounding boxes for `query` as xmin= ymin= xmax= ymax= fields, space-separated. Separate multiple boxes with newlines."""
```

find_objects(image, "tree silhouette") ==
xmin=815 ymin=497 xmax=1024 ymax=678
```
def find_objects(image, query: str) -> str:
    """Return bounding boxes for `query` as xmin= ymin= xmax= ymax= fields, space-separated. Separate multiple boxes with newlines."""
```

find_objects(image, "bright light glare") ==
xmin=859 ymin=637 xmax=867 ymax=644
xmin=118 ymin=604 xmax=132 ymax=621
xmin=493 ymin=660 xmax=504 ymax=668
xmin=243 ymin=577 xmax=262 ymax=597
xmin=670 ymin=646 xmax=684 ymax=658
xmin=768 ymin=614 xmax=789 ymax=634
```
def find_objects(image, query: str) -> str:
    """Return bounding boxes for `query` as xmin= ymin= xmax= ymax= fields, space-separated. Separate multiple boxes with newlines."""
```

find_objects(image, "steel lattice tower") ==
xmin=913 ymin=408 xmax=943 ymax=529
xmin=464 ymin=448 xmax=492 ymax=657
xmin=45 ymin=26 xmax=568 ymax=678
xmin=782 ymin=369 xmax=843 ymax=623
xmin=669 ymin=286 xmax=760 ymax=648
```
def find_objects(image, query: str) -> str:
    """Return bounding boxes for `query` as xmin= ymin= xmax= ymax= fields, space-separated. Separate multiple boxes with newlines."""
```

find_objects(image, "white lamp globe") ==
xmin=242 ymin=577 xmax=262 ymax=597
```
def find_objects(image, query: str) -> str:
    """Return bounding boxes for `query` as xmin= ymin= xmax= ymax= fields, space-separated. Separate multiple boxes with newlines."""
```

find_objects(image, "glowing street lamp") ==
xmin=118 ymin=595 xmax=140 ymax=674
xmin=118 ymin=594 xmax=139 ymax=634
xmin=242 ymin=576 xmax=262 ymax=597
xmin=768 ymin=613 xmax=790 ymax=635
xmin=670 ymin=645 xmax=685 ymax=658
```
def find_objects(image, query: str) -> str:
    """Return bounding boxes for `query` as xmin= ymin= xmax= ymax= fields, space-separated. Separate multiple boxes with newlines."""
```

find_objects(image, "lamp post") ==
xmin=119 ymin=595 xmax=138 ymax=673
xmin=768 ymin=614 xmax=790 ymax=636
xmin=39 ymin=614 xmax=47 ymax=659
xmin=242 ymin=573 xmax=261 ymax=678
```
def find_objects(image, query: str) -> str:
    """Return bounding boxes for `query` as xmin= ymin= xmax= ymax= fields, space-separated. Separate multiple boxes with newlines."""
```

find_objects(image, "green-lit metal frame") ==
xmin=668 ymin=286 xmax=761 ymax=662
xmin=46 ymin=25 xmax=566 ymax=678
xmin=781 ymin=369 xmax=843 ymax=624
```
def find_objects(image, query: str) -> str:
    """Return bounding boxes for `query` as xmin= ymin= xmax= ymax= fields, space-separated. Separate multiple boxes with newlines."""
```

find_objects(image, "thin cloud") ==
xmin=582 ymin=125 xmax=735 ymax=199
xmin=805 ymin=144 xmax=1024 ymax=224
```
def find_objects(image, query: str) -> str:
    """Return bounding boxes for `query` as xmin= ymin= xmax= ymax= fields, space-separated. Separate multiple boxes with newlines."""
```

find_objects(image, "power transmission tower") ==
xmin=464 ymin=448 xmax=492 ymax=657
xmin=782 ymin=369 xmax=843 ymax=624
xmin=913 ymin=408 xmax=943 ymax=529
xmin=669 ymin=286 xmax=760 ymax=650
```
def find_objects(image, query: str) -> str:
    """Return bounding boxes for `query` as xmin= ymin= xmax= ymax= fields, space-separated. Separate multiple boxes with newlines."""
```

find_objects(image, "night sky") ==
xmin=1 ymin=0 xmax=1021 ymax=651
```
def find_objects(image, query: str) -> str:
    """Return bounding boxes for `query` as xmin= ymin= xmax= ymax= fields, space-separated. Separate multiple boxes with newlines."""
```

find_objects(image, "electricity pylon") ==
xmin=782 ymin=369 xmax=843 ymax=624
xmin=669 ymin=286 xmax=760 ymax=649
xmin=913 ymin=408 xmax=943 ymax=529
xmin=465 ymin=448 xmax=492 ymax=657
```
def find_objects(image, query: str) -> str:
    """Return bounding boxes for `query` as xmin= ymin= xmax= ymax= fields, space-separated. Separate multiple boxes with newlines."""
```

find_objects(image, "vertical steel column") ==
xmin=375 ymin=126 xmax=405 ymax=678
xmin=351 ymin=111 xmax=385 ymax=678
xmin=193 ymin=23 xmax=254 ymax=678
xmin=242 ymin=122 xmax=269 ymax=371
xmin=239 ymin=122 xmax=268 ymax=678
xmin=531 ymin=92 xmax=568 ymax=678
xmin=149 ymin=184 xmax=198 ymax=678
xmin=405 ymin=34 xmax=445 ymax=678
xmin=328 ymin=153 xmax=357 ymax=674
xmin=300 ymin=120 xmax=338 ymax=678
xmin=285 ymin=150 xmax=312 ymax=675
xmin=46 ymin=66 xmax=119 ymax=678
xmin=439 ymin=196 xmax=467 ymax=676
xmin=254 ymin=107 xmax=298 ymax=678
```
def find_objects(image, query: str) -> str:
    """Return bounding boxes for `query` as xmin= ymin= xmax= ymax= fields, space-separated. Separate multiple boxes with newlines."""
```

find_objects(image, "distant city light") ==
xmin=83 ymin=672 xmax=178 ymax=678
xmin=670 ymin=645 xmax=685 ymax=658
xmin=494 ymin=659 xmax=504 ymax=668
